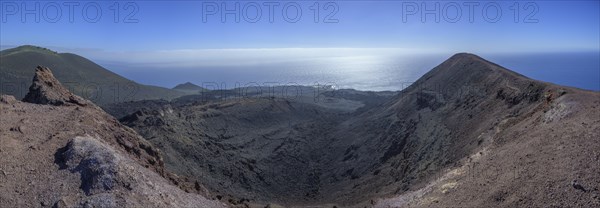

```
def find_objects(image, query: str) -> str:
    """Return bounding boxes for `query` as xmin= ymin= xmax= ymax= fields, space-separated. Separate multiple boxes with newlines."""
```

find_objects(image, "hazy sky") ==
xmin=1 ymin=1 xmax=598 ymax=54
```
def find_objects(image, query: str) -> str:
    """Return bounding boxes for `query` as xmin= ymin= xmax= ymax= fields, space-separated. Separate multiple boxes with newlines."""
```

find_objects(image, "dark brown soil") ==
xmin=120 ymin=53 xmax=600 ymax=207
xmin=1 ymin=53 xmax=598 ymax=208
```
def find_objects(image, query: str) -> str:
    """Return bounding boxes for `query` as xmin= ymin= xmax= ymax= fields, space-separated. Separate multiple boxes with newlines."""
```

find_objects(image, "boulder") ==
xmin=22 ymin=66 xmax=90 ymax=106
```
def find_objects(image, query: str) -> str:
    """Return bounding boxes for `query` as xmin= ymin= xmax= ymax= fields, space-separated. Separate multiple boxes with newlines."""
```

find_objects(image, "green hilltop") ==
xmin=0 ymin=45 xmax=190 ymax=105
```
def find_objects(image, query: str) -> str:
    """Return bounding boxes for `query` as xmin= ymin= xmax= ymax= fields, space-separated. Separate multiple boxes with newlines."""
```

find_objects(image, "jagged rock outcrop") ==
xmin=0 ymin=66 xmax=225 ymax=207
xmin=22 ymin=66 xmax=90 ymax=106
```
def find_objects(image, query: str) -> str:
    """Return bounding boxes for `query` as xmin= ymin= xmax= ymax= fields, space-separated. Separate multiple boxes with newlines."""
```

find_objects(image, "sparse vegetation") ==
xmin=0 ymin=46 xmax=191 ymax=105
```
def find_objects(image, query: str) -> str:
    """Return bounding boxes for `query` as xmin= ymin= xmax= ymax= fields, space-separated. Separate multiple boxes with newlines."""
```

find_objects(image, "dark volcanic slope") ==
xmin=0 ymin=45 xmax=187 ymax=105
xmin=319 ymin=53 xmax=551 ymax=194
xmin=120 ymin=98 xmax=345 ymax=205
xmin=372 ymin=54 xmax=600 ymax=207
xmin=320 ymin=53 xmax=599 ymax=206
xmin=120 ymin=53 xmax=600 ymax=207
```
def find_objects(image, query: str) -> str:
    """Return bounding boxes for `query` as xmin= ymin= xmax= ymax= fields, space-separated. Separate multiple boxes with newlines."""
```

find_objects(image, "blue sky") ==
xmin=1 ymin=1 xmax=598 ymax=52
xmin=0 ymin=1 xmax=599 ymax=90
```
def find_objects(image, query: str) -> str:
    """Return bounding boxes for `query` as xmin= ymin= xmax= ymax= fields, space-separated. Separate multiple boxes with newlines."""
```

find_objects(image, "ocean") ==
xmin=103 ymin=52 xmax=599 ymax=92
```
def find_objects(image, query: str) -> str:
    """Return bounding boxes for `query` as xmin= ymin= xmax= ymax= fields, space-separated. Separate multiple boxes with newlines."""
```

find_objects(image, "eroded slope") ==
xmin=0 ymin=67 xmax=225 ymax=207
xmin=110 ymin=53 xmax=600 ymax=207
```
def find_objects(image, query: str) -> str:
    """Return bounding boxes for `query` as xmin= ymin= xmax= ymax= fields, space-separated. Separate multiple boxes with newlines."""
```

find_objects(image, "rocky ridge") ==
xmin=121 ymin=53 xmax=600 ymax=207
xmin=0 ymin=67 xmax=225 ymax=207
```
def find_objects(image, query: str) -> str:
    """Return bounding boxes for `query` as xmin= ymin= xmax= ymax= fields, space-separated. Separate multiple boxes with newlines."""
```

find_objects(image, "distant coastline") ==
xmin=99 ymin=51 xmax=600 ymax=92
